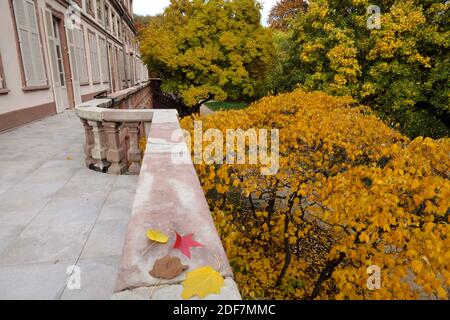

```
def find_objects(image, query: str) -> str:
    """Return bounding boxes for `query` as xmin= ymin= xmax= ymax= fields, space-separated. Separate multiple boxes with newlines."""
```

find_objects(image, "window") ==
xmin=74 ymin=28 xmax=89 ymax=84
xmin=128 ymin=55 xmax=133 ymax=84
xmin=104 ymin=5 xmax=110 ymax=30
xmin=118 ymin=48 xmax=125 ymax=88
xmin=96 ymin=0 xmax=103 ymax=23
xmin=0 ymin=51 xmax=8 ymax=92
xmin=111 ymin=12 xmax=116 ymax=36
xmin=134 ymin=57 xmax=139 ymax=83
xmin=125 ymin=52 xmax=130 ymax=87
xmin=117 ymin=19 xmax=122 ymax=40
xmin=45 ymin=13 xmax=66 ymax=87
xmin=88 ymin=31 xmax=100 ymax=84
xmin=12 ymin=0 xmax=47 ymax=88
xmin=86 ymin=0 xmax=94 ymax=16
xmin=98 ymin=37 xmax=109 ymax=83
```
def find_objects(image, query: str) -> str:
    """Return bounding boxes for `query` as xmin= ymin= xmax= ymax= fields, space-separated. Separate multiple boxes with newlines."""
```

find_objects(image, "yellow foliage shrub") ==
xmin=180 ymin=90 xmax=449 ymax=300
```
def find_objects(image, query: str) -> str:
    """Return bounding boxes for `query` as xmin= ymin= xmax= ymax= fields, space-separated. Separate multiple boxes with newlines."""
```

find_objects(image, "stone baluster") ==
xmin=88 ymin=120 xmax=109 ymax=171
xmin=81 ymin=119 xmax=96 ymax=167
xmin=126 ymin=122 xmax=141 ymax=174
xmin=104 ymin=122 xmax=126 ymax=174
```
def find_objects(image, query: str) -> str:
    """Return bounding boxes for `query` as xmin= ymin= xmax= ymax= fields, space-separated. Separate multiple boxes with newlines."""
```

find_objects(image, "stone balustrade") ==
xmin=75 ymin=83 xmax=154 ymax=175
xmin=75 ymin=82 xmax=241 ymax=300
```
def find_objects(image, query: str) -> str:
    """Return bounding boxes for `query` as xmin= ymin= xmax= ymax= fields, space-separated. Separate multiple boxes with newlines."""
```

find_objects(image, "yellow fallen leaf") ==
xmin=146 ymin=229 xmax=169 ymax=244
xmin=181 ymin=266 xmax=224 ymax=300
xmin=436 ymin=286 xmax=448 ymax=299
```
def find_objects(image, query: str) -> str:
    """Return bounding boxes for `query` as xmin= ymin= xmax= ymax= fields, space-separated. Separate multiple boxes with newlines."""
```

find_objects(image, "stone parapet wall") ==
xmin=75 ymin=87 xmax=240 ymax=300
xmin=75 ymin=82 xmax=153 ymax=174
xmin=112 ymin=110 xmax=241 ymax=300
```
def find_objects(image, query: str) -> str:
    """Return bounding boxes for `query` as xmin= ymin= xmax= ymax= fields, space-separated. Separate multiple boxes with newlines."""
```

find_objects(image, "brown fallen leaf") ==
xmin=150 ymin=256 xmax=188 ymax=280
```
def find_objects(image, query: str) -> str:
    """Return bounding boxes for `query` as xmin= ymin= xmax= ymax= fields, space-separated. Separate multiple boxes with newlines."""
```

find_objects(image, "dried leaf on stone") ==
xmin=146 ymin=229 xmax=169 ymax=244
xmin=181 ymin=266 xmax=224 ymax=300
xmin=149 ymin=255 xmax=188 ymax=280
xmin=173 ymin=232 xmax=203 ymax=258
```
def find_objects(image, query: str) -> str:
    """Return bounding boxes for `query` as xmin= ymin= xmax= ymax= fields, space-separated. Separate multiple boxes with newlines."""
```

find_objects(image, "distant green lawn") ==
xmin=205 ymin=101 xmax=250 ymax=111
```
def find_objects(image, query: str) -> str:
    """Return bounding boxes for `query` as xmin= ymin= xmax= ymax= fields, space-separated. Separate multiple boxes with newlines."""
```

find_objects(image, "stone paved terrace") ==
xmin=0 ymin=111 xmax=138 ymax=299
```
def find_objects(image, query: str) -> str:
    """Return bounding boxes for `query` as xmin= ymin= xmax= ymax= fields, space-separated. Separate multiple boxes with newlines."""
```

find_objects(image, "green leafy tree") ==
xmin=257 ymin=30 xmax=292 ymax=96
xmin=286 ymin=0 xmax=449 ymax=138
xmin=140 ymin=0 xmax=275 ymax=112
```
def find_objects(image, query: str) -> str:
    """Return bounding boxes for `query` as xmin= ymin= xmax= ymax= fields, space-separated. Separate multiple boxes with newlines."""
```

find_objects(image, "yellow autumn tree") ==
xmin=285 ymin=0 xmax=449 ymax=138
xmin=180 ymin=90 xmax=450 ymax=300
xmin=140 ymin=0 xmax=275 ymax=113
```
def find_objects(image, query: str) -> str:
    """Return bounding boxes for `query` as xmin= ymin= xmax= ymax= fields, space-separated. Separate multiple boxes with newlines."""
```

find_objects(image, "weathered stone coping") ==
xmin=112 ymin=109 xmax=241 ymax=300
xmin=74 ymin=82 xmax=154 ymax=122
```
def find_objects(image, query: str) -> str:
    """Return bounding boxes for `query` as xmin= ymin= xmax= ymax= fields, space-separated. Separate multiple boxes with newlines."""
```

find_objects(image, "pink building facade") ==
xmin=0 ymin=0 xmax=148 ymax=132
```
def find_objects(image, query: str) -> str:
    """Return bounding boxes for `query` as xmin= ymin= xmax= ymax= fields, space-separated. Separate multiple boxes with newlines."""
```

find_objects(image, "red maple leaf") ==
xmin=173 ymin=232 xmax=203 ymax=258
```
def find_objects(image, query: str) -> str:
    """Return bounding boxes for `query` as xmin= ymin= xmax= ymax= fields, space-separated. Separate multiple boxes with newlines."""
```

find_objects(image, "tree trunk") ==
xmin=266 ymin=198 xmax=276 ymax=232
xmin=310 ymin=252 xmax=346 ymax=300
xmin=275 ymin=212 xmax=292 ymax=287
xmin=191 ymin=104 xmax=201 ymax=115
xmin=249 ymin=194 xmax=257 ymax=218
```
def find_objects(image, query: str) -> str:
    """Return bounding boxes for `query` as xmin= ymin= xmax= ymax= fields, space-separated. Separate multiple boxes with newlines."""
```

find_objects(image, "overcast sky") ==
xmin=132 ymin=0 xmax=278 ymax=26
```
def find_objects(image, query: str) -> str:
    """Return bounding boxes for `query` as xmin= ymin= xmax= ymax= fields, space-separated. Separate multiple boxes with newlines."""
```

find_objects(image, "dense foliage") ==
xmin=181 ymin=90 xmax=450 ymax=300
xmin=258 ymin=30 xmax=291 ymax=97
xmin=268 ymin=0 xmax=309 ymax=30
xmin=133 ymin=14 xmax=152 ymax=31
xmin=282 ymin=0 xmax=449 ymax=138
xmin=139 ymin=0 xmax=275 ymax=111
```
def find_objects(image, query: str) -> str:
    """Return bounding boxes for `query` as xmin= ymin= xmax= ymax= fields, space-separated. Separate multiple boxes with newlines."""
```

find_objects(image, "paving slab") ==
xmin=0 ymin=222 xmax=93 ymax=266
xmin=0 ymin=160 xmax=82 ymax=203
xmin=0 ymin=111 xmax=138 ymax=299
xmin=98 ymin=175 xmax=138 ymax=221
xmin=0 ymin=260 xmax=73 ymax=300
xmin=60 ymin=256 xmax=121 ymax=300
xmin=0 ymin=225 xmax=25 ymax=256
xmin=81 ymin=218 xmax=130 ymax=259
xmin=0 ymin=160 xmax=45 ymax=195
xmin=0 ymin=199 xmax=50 ymax=227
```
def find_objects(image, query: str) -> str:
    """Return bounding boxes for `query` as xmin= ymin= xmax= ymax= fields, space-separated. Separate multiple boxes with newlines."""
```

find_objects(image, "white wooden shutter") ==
xmin=127 ymin=55 xmax=132 ymax=83
xmin=13 ymin=0 xmax=47 ymax=87
xmin=118 ymin=48 xmax=125 ymax=87
xmin=0 ymin=53 xmax=4 ymax=89
xmin=124 ymin=53 xmax=129 ymax=87
xmin=67 ymin=29 xmax=81 ymax=104
xmin=67 ymin=29 xmax=78 ymax=82
xmin=134 ymin=57 xmax=138 ymax=83
xmin=88 ymin=32 xmax=100 ymax=83
xmin=99 ymin=37 xmax=109 ymax=83
xmin=44 ymin=9 xmax=60 ymax=87
xmin=75 ymin=29 xmax=89 ymax=84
